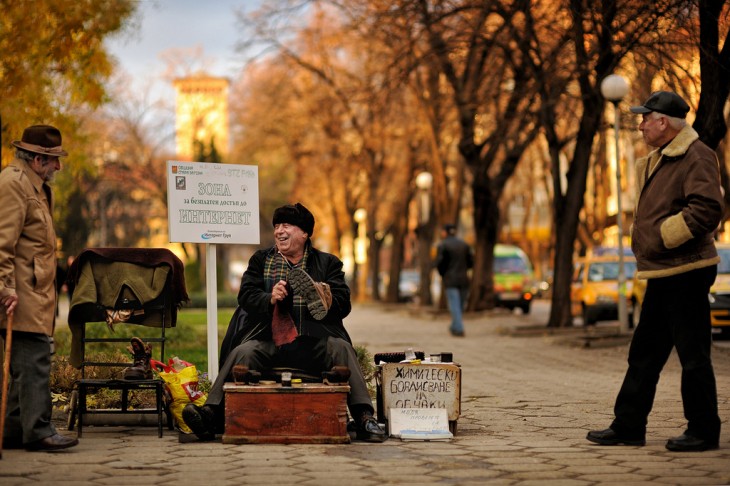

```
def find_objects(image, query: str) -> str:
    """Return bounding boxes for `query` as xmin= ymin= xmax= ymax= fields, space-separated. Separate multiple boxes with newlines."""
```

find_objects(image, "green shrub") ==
xmin=184 ymin=259 xmax=202 ymax=293
xmin=184 ymin=259 xmax=227 ymax=293
xmin=51 ymin=308 xmax=379 ymax=409
xmin=354 ymin=344 xmax=377 ymax=395
xmin=183 ymin=292 xmax=239 ymax=308
xmin=50 ymin=352 xmax=158 ymax=410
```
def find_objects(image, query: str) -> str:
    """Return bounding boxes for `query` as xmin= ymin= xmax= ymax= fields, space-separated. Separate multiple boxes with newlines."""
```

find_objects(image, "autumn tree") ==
xmin=351 ymin=1 xmax=540 ymax=310
xmin=236 ymin=2 xmax=435 ymax=300
xmin=0 ymin=0 xmax=138 ymax=165
xmin=55 ymin=72 xmax=174 ymax=257
xmin=505 ymin=0 xmax=702 ymax=327
xmin=693 ymin=0 xmax=730 ymax=217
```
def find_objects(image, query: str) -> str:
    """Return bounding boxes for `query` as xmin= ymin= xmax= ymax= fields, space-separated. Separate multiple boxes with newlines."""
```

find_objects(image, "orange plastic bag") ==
xmin=152 ymin=358 xmax=207 ymax=434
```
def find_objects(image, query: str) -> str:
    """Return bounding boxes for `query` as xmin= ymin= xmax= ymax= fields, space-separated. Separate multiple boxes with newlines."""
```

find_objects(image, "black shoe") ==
xmin=586 ymin=428 xmax=645 ymax=446
xmin=356 ymin=415 xmax=388 ymax=443
xmin=288 ymin=267 xmax=329 ymax=320
xmin=25 ymin=433 xmax=79 ymax=451
xmin=182 ymin=403 xmax=216 ymax=440
xmin=666 ymin=434 xmax=718 ymax=452
xmin=347 ymin=419 xmax=358 ymax=441
xmin=450 ymin=329 xmax=465 ymax=337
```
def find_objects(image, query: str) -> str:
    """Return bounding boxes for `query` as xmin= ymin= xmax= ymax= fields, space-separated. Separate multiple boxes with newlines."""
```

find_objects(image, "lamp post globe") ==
xmin=415 ymin=171 xmax=433 ymax=191
xmin=601 ymin=74 xmax=629 ymax=102
xmin=354 ymin=208 xmax=367 ymax=224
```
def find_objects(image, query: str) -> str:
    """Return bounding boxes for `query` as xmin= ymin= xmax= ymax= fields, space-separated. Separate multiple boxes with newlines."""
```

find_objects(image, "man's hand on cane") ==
xmin=1 ymin=295 xmax=17 ymax=316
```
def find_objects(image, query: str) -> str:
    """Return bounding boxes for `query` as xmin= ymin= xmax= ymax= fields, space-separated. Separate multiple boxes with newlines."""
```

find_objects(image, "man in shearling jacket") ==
xmin=0 ymin=125 xmax=78 ymax=451
xmin=587 ymin=91 xmax=723 ymax=452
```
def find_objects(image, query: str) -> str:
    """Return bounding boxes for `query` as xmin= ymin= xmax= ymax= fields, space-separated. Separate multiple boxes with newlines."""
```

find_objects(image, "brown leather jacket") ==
xmin=631 ymin=126 xmax=723 ymax=279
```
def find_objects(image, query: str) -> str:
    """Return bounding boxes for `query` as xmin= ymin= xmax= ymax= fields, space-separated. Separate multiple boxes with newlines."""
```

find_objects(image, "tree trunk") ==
xmin=385 ymin=218 xmax=408 ymax=303
xmin=547 ymin=214 xmax=579 ymax=327
xmin=468 ymin=173 xmax=499 ymax=311
xmin=694 ymin=0 xmax=730 ymax=151
xmin=547 ymin=90 xmax=605 ymax=327
xmin=369 ymin=233 xmax=384 ymax=301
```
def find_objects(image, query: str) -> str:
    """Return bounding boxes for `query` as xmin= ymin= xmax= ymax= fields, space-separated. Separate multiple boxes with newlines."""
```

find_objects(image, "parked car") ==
xmin=631 ymin=242 xmax=730 ymax=339
xmin=571 ymin=248 xmax=637 ymax=325
xmin=493 ymin=244 xmax=535 ymax=314
xmin=379 ymin=269 xmax=441 ymax=303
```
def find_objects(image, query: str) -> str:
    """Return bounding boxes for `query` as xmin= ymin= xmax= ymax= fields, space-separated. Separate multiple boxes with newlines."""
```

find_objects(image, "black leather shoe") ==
xmin=182 ymin=403 xmax=216 ymax=440
xmin=450 ymin=329 xmax=465 ymax=337
xmin=25 ymin=433 xmax=79 ymax=451
xmin=666 ymin=434 xmax=718 ymax=452
xmin=586 ymin=428 xmax=645 ymax=446
xmin=356 ymin=416 xmax=388 ymax=443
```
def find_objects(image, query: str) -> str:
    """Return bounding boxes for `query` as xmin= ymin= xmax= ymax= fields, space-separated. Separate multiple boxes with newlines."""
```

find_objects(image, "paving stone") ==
xmin=6 ymin=304 xmax=726 ymax=485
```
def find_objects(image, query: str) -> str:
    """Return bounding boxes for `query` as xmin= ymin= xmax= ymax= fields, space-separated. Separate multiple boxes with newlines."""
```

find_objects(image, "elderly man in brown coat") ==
xmin=587 ymin=92 xmax=723 ymax=452
xmin=0 ymin=125 xmax=78 ymax=451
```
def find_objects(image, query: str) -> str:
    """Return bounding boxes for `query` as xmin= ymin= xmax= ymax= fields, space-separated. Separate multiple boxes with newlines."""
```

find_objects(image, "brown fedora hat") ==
xmin=12 ymin=125 xmax=68 ymax=157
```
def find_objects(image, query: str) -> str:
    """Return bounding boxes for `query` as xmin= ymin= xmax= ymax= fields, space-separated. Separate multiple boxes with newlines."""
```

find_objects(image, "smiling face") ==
xmin=274 ymin=223 xmax=308 ymax=261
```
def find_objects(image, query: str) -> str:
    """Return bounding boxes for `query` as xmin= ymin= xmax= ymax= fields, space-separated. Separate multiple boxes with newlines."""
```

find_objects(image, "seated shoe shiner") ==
xmin=183 ymin=203 xmax=387 ymax=442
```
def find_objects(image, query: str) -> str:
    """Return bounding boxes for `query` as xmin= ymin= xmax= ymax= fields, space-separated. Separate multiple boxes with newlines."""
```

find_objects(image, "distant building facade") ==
xmin=173 ymin=75 xmax=230 ymax=160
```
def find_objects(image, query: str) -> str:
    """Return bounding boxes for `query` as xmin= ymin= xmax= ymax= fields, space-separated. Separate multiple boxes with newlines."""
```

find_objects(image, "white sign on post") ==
xmin=166 ymin=161 xmax=260 ymax=381
xmin=166 ymin=161 xmax=260 ymax=244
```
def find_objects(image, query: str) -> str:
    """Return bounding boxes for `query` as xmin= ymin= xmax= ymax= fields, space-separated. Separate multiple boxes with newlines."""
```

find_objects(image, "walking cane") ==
xmin=0 ymin=313 xmax=13 ymax=459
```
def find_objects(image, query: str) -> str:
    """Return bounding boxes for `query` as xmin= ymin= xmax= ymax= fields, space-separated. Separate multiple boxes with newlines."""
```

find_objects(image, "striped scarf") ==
xmin=263 ymin=245 xmax=310 ymax=332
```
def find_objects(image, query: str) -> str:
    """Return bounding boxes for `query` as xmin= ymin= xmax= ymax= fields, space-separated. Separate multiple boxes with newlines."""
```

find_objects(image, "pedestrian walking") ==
xmin=587 ymin=91 xmax=723 ymax=452
xmin=435 ymin=224 xmax=473 ymax=337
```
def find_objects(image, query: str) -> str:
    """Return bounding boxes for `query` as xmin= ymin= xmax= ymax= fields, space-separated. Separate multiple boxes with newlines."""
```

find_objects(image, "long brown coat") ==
xmin=0 ymin=158 xmax=58 ymax=335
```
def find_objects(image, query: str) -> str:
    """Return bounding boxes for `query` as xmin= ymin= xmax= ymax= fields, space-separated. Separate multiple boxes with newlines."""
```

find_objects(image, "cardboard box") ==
xmin=376 ymin=362 xmax=461 ymax=435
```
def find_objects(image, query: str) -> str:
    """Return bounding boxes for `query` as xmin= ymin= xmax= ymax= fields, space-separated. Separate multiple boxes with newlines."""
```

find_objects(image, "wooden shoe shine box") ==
xmin=222 ymin=382 xmax=351 ymax=444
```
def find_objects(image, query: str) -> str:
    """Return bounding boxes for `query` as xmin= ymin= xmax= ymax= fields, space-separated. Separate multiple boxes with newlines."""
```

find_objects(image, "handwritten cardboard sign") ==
xmin=388 ymin=408 xmax=452 ymax=440
xmin=380 ymin=363 xmax=461 ymax=422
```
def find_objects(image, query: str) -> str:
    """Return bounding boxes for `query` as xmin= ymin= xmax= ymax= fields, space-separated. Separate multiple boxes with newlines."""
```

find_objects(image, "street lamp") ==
xmin=415 ymin=172 xmax=433 ymax=224
xmin=354 ymin=208 xmax=368 ymax=302
xmin=415 ymin=171 xmax=434 ymax=305
xmin=600 ymin=74 xmax=630 ymax=332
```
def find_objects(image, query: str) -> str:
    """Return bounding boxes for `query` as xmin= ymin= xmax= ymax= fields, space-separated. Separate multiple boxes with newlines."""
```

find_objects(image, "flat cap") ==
xmin=630 ymin=91 xmax=690 ymax=119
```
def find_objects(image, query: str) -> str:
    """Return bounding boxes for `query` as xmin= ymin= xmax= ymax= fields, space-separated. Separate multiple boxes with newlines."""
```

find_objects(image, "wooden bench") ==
xmin=222 ymin=382 xmax=351 ymax=444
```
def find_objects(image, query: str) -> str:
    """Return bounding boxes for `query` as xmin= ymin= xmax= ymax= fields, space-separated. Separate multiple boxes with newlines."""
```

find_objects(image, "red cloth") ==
xmin=272 ymin=303 xmax=298 ymax=346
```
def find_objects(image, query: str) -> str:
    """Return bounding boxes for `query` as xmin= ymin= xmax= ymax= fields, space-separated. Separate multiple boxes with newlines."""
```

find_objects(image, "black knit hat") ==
xmin=272 ymin=203 xmax=315 ymax=236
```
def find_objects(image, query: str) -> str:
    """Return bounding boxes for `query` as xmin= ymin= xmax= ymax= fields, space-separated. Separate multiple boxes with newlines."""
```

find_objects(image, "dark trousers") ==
xmin=2 ymin=331 xmax=56 ymax=444
xmin=207 ymin=335 xmax=374 ymax=417
xmin=611 ymin=266 xmax=721 ymax=441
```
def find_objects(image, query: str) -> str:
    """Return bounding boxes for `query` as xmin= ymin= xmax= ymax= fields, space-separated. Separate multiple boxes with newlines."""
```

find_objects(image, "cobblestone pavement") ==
xmin=2 ymin=301 xmax=730 ymax=485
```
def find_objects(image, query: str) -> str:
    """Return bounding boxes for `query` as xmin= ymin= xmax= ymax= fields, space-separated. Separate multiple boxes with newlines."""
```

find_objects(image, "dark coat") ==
xmin=220 ymin=244 xmax=352 ymax=368
xmin=631 ymin=125 xmax=723 ymax=279
xmin=436 ymin=235 xmax=473 ymax=288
